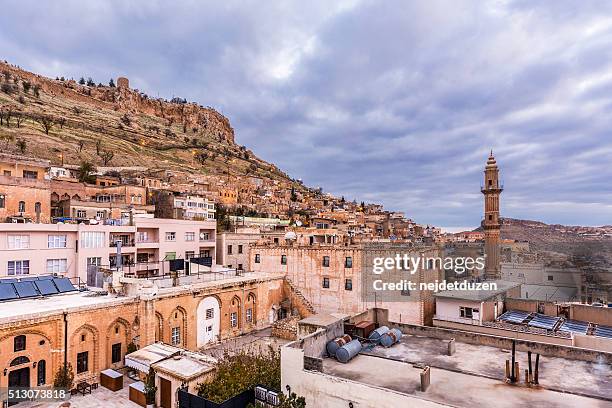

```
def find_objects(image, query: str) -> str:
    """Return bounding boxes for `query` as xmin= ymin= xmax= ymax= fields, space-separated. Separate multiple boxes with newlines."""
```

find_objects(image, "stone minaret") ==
xmin=481 ymin=151 xmax=503 ymax=280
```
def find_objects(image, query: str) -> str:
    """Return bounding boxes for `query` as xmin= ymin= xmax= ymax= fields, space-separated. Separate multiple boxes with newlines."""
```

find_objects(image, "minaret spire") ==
xmin=481 ymin=151 xmax=503 ymax=280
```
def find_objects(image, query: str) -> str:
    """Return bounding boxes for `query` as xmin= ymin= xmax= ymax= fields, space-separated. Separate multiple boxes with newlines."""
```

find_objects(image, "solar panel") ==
xmin=34 ymin=279 xmax=59 ymax=296
xmin=13 ymin=281 xmax=40 ymax=298
xmin=559 ymin=319 xmax=588 ymax=334
xmin=594 ymin=325 xmax=612 ymax=339
xmin=53 ymin=277 xmax=77 ymax=293
xmin=0 ymin=283 xmax=18 ymax=301
xmin=527 ymin=314 xmax=560 ymax=330
xmin=37 ymin=275 xmax=54 ymax=280
xmin=19 ymin=277 xmax=40 ymax=282
xmin=498 ymin=310 xmax=530 ymax=324
xmin=0 ymin=278 xmax=17 ymax=283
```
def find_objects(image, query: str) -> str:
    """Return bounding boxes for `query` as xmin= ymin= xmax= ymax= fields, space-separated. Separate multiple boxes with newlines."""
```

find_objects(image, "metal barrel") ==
xmin=380 ymin=328 xmax=403 ymax=348
xmin=335 ymin=339 xmax=362 ymax=363
xmin=326 ymin=334 xmax=352 ymax=356
xmin=367 ymin=325 xmax=389 ymax=344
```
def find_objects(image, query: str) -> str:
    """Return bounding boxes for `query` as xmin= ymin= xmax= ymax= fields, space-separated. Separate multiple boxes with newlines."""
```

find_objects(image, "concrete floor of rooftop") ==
xmin=322 ymin=334 xmax=611 ymax=407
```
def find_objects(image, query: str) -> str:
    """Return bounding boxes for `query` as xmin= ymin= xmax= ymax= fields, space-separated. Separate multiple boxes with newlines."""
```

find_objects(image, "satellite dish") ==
xmin=296 ymin=220 xmax=303 ymax=227
xmin=199 ymin=232 xmax=205 ymax=239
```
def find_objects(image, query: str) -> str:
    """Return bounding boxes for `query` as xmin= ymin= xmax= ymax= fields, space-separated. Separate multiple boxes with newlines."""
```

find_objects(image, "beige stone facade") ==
xmin=249 ymin=243 xmax=442 ymax=324
xmin=0 ymin=273 xmax=287 ymax=391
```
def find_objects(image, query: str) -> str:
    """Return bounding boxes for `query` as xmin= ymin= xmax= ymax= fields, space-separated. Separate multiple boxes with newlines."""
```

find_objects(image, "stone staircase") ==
xmin=284 ymin=278 xmax=316 ymax=316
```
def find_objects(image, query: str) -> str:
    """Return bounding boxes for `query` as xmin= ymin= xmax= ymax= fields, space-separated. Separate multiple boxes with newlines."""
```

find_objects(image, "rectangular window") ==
xmin=96 ymin=211 xmax=105 ymax=219
xmin=76 ymin=351 xmax=88 ymax=374
xmin=22 ymin=170 xmax=38 ymax=179
xmin=227 ymin=245 xmax=233 ymax=255
xmin=547 ymin=275 xmax=553 ymax=281
xmin=76 ymin=210 xmax=87 ymax=218
xmin=230 ymin=312 xmax=238 ymax=328
xmin=87 ymin=257 xmax=101 ymax=266
xmin=14 ymin=335 xmax=25 ymax=352
xmin=171 ymin=327 xmax=180 ymax=345
xmin=111 ymin=343 xmax=121 ymax=364
xmin=0 ymin=194 xmax=4 ymax=208
xmin=18 ymin=201 xmax=25 ymax=212
xmin=460 ymin=307 xmax=477 ymax=319
xmin=46 ymin=259 xmax=67 ymax=274
xmin=322 ymin=256 xmax=330 ymax=267
xmin=8 ymin=235 xmax=29 ymax=249
xmin=80 ymin=232 xmax=104 ymax=248
xmin=238 ymin=245 xmax=243 ymax=254
xmin=165 ymin=232 xmax=176 ymax=241
xmin=206 ymin=308 xmax=214 ymax=319
xmin=8 ymin=260 xmax=29 ymax=275
xmin=345 ymin=279 xmax=352 ymax=291
xmin=246 ymin=308 xmax=253 ymax=323
xmin=255 ymin=254 xmax=260 ymax=263
xmin=281 ymin=255 xmax=287 ymax=265
xmin=345 ymin=257 xmax=353 ymax=268
xmin=48 ymin=235 xmax=67 ymax=248
xmin=184 ymin=232 xmax=195 ymax=241
xmin=238 ymin=263 xmax=243 ymax=270
xmin=2 ymin=170 xmax=10 ymax=176
xmin=185 ymin=251 xmax=195 ymax=259
xmin=323 ymin=277 xmax=330 ymax=288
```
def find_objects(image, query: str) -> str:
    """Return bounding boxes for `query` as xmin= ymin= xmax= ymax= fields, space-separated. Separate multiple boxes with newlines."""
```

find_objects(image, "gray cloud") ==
xmin=2 ymin=0 xmax=612 ymax=227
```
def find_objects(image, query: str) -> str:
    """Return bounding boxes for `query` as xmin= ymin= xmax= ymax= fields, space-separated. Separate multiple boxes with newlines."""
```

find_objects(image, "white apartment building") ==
xmin=0 ymin=217 xmax=216 ymax=284
xmin=174 ymin=195 xmax=216 ymax=220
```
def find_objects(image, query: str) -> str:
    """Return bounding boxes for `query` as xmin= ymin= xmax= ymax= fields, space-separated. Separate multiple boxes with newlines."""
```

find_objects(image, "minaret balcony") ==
xmin=480 ymin=184 xmax=504 ymax=193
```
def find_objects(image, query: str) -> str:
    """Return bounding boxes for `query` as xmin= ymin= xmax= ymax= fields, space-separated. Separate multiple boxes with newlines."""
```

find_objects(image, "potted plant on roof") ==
xmin=144 ymin=367 xmax=157 ymax=408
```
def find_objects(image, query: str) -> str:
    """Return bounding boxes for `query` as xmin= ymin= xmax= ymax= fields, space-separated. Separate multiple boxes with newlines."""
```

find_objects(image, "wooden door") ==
xmin=160 ymin=377 xmax=172 ymax=408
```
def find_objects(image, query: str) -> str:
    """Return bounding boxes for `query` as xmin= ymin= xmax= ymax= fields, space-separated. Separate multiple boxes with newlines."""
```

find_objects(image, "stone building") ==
xmin=0 ymin=154 xmax=51 ymax=223
xmin=0 ymin=272 xmax=290 ymax=394
xmin=216 ymin=228 xmax=285 ymax=270
xmin=249 ymin=242 xmax=443 ymax=324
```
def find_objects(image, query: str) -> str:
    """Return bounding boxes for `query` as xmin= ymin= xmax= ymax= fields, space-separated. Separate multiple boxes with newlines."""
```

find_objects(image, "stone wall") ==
xmin=386 ymin=319 xmax=612 ymax=364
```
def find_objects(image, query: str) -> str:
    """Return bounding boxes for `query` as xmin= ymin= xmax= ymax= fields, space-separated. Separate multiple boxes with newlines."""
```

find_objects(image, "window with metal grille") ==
xmin=76 ymin=351 xmax=88 ymax=373
xmin=322 ymin=256 xmax=330 ymax=267
xmin=345 ymin=279 xmax=352 ymax=291
xmin=323 ymin=277 xmax=330 ymax=288
xmin=171 ymin=327 xmax=180 ymax=345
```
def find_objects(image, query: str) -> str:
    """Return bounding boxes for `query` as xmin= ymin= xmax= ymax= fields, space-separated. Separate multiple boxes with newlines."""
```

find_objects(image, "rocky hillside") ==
xmin=501 ymin=218 xmax=612 ymax=266
xmin=0 ymin=60 xmax=299 ymax=186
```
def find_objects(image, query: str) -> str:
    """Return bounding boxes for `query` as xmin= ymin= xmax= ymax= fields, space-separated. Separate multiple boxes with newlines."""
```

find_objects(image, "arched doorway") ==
xmin=9 ymin=356 xmax=31 ymax=389
xmin=197 ymin=297 xmax=220 ymax=347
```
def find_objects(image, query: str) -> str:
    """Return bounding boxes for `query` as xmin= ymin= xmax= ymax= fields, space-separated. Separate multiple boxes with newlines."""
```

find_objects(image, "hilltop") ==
xmin=0 ymin=60 xmax=301 ymax=188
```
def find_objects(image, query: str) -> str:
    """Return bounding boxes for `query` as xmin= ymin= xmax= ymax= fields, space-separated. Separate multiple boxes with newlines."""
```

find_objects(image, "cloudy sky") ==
xmin=2 ymin=0 xmax=612 ymax=228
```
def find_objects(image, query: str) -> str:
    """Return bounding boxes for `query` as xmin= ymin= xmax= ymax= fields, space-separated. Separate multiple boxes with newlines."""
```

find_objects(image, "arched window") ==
xmin=10 ymin=356 xmax=30 ymax=366
xmin=37 ymin=360 xmax=46 ymax=385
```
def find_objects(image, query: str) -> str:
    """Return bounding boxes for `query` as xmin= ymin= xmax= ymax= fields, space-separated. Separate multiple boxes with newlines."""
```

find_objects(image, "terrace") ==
xmin=284 ymin=310 xmax=612 ymax=408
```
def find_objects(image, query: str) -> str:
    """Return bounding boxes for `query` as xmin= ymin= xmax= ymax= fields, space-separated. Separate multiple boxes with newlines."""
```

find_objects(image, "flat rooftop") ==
xmin=0 ymin=291 xmax=135 ymax=324
xmin=434 ymin=280 xmax=521 ymax=301
xmin=322 ymin=334 xmax=610 ymax=406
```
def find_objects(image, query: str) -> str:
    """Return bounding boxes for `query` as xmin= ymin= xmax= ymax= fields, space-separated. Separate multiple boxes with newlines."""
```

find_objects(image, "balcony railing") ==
xmin=136 ymin=238 xmax=159 ymax=244
xmin=110 ymin=239 xmax=135 ymax=247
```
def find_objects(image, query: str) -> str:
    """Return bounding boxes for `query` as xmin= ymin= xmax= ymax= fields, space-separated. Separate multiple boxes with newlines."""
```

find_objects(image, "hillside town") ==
xmin=0 ymin=130 xmax=609 ymax=408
